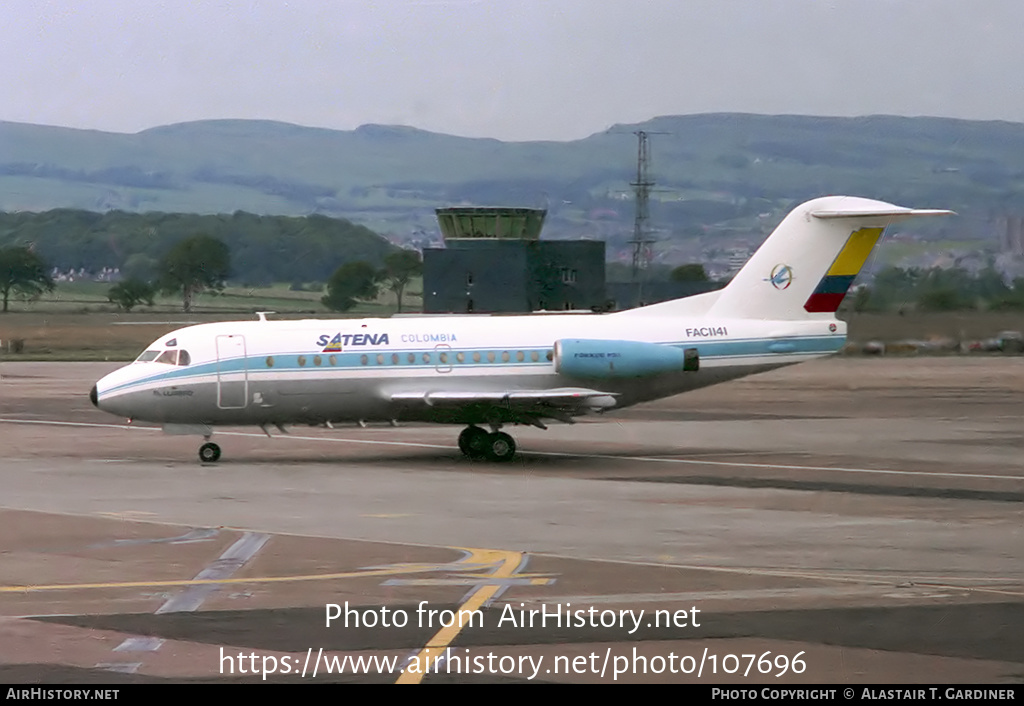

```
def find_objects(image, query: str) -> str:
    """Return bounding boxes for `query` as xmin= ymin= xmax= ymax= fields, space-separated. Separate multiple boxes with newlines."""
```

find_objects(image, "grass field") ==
xmin=0 ymin=280 xmax=425 ymax=360
xmin=16 ymin=279 xmax=423 ymax=315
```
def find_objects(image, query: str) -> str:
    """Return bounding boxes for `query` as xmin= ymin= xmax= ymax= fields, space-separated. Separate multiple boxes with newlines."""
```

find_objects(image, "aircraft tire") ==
xmin=458 ymin=426 xmax=489 ymax=458
xmin=199 ymin=442 xmax=222 ymax=463
xmin=485 ymin=432 xmax=516 ymax=463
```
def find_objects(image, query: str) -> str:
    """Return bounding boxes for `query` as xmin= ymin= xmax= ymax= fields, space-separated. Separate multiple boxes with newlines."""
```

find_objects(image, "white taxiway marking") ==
xmin=155 ymin=531 xmax=270 ymax=614
xmin=107 ymin=530 xmax=269 ymax=670
xmin=1 ymin=417 xmax=1021 ymax=483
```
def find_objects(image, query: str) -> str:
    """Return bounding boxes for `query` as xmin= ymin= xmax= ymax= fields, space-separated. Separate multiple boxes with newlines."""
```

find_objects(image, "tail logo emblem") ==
xmin=768 ymin=264 xmax=793 ymax=290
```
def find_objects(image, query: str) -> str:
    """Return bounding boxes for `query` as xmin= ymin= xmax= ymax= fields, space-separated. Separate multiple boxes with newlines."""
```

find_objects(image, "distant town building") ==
xmin=50 ymin=266 xmax=120 ymax=283
xmin=999 ymin=215 xmax=1024 ymax=257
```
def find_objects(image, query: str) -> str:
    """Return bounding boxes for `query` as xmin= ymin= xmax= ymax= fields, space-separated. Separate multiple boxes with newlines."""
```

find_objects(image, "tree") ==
xmin=379 ymin=249 xmax=422 ymax=313
xmin=157 ymin=235 xmax=230 ymax=312
xmin=322 ymin=261 xmax=380 ymax=312
xmin=670 ymin=263 xmax=709 ymax=282
xmin=0 ymin=246 xmax=54 ymax=313
xmin=850 ymin=285 xmax=874 ymax=313
xmin=915 ymin=268 xmax=971 ymax=311
xmin=108 ymin=278 xmax=155 ymax=312
xmin=869 ymin=266 xmax=921 ymax=312
xmin=122 ymin=253 xmax=158 ymax=282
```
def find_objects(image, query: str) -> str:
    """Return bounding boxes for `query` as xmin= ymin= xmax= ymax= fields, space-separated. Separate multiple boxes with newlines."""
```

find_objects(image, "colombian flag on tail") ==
xmin=803 ymin=227 xmax=882 ymax=313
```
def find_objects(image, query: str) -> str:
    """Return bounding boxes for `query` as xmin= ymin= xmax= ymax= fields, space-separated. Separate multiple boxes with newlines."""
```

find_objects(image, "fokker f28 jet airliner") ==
xmin=91 ymin=196 xmax=951 ymax=463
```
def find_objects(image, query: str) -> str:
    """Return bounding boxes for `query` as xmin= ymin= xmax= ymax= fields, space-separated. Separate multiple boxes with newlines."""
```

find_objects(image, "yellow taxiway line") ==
xmin=396 ymin=547 xmax=523 ymax=685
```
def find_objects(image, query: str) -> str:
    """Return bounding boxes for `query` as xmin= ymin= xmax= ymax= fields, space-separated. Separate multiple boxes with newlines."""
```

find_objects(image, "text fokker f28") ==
xmin=91 ymin=196 xmax=951 ymax=463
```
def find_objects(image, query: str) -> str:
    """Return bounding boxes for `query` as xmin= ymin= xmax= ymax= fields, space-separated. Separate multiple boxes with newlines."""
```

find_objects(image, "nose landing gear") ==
xmin=199 ymin=441 xmax=221 ymax=463
xmin=458 ymin=425 xmax=516 ymax=462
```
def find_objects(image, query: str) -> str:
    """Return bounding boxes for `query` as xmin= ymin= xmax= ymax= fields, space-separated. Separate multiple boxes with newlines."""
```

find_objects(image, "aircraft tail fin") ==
xmin=707 ymin=196 xmax=953 ymax=320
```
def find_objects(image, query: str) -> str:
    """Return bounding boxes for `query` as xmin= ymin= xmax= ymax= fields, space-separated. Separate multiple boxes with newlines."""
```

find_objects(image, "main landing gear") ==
xmin=199 ymin=441 xmax=221 ymax=463
xmin=458 ymin=425 xmax=516 ymax=462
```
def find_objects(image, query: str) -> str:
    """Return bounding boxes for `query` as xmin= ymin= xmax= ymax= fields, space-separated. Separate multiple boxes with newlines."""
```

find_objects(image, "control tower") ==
xmin=423 ymin=207 xmax=605 ymax=313
xmin=435 ymin=207 xmax=546 ymax=241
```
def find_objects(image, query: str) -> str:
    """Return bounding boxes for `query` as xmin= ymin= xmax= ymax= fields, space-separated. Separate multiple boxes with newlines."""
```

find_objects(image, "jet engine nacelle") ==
xmin=554 ymin=339 xmax=698 ymax=378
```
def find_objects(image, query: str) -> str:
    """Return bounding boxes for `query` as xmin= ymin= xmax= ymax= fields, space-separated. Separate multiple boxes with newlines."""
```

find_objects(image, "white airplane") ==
xmin=91 ymin=196 xmax=951 ymax=463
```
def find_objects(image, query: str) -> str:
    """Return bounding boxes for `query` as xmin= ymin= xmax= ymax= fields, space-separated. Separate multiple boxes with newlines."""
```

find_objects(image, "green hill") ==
xmin=3 ymin=113 xmax=1023 ymax=242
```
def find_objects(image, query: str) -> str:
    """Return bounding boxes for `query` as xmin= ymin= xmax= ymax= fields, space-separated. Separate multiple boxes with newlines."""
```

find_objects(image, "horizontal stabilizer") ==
xmin=811 ymin=207 xmax=955 ymax=220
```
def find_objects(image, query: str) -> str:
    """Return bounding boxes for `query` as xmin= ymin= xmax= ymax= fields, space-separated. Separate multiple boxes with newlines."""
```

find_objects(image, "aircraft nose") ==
xmin=89 ymin=384 xmax=98 ymax=407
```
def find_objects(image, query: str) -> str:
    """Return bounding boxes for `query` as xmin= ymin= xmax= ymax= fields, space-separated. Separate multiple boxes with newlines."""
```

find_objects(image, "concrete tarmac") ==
xmin=0 ymin=358 xmax=1021 ymax=683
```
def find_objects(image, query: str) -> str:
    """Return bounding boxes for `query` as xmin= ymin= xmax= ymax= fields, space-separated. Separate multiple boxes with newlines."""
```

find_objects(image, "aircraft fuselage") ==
xmin=92 ymin=312 xmax=843 ymax=427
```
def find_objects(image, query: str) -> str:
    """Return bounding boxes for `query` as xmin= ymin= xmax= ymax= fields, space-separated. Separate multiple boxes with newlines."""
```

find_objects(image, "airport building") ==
xmin=423 ymin=207 xmax=606 ymax=313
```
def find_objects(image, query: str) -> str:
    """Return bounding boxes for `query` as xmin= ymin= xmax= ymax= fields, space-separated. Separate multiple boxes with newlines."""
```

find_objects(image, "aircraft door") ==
xmin=216 ymin=335 xmax=249 ymax=409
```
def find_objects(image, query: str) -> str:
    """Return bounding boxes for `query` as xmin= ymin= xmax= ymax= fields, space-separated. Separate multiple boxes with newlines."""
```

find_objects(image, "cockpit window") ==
xmin=135 ymin=347 xmax=190 ymax=365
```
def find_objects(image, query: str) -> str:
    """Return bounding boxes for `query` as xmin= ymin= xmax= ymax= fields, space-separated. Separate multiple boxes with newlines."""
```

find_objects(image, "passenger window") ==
xmin=155 ymin=350 xmax=177 ymax=365
xmin=178 ymin=350 xmax=191 ymax=366
xmin=530 ymin=351 xmax=539 ymax=362
xmin=516 ymin=351 xmax=525 ymax=362
xmin=407 ymin=353 xmax=416 ymax=364
xmin=501 ymin=351 xmax=510 ymax=363
xmin=473 ymin=352 xmax=481 ymax=363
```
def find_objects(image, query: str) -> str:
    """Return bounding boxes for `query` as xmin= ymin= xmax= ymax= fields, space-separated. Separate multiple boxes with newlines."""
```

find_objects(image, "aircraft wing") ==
xmin=389 ymin=387 xmax=618 ymax=420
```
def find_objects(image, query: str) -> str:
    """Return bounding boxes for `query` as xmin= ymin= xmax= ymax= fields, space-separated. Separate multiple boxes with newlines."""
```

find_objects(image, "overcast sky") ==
xmin=3 ymin=0 xmax=1023 ymax=141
